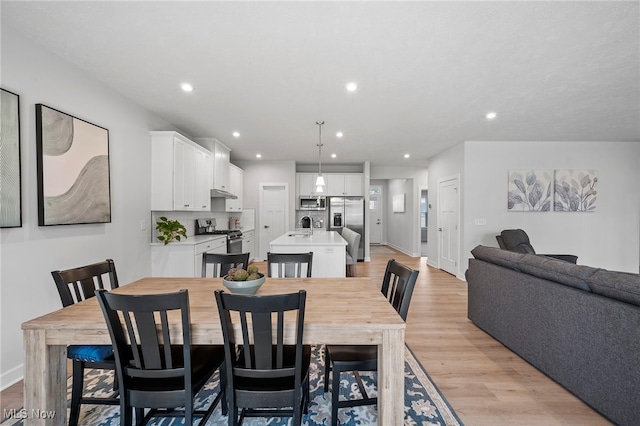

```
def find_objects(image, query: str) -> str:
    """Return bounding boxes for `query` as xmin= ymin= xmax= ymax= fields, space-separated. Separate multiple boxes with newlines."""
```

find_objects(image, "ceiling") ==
xmin=2 ymin=1 xmax=639 ymax=167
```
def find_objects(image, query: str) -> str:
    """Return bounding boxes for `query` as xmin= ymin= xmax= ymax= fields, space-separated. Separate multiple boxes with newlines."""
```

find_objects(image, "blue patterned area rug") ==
xmin=2 ymin=345 xmax=462 ymax=425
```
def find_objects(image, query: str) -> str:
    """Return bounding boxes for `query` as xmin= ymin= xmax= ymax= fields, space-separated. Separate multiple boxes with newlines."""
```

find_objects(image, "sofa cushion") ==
xmin=517 ymin=254 xmax=599 ymax=292
xmin=471 ymin=245 xmax=524 ymax=271
xmin=587 ymin=270 xmax=640 ymax=307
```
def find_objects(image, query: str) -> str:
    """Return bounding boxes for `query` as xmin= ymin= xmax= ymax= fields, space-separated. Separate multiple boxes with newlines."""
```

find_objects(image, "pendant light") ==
xmin=315 ymin=121 xmax=325 ymax=192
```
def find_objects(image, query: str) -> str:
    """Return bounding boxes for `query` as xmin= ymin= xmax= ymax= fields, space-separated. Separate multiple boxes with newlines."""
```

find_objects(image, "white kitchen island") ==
xmin=269 ymin=229 xmax=347 ymax=277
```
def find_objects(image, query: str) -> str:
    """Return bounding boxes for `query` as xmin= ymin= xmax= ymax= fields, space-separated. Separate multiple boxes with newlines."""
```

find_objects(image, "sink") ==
xmin=288 ymin=232 xmax=311 ymax=237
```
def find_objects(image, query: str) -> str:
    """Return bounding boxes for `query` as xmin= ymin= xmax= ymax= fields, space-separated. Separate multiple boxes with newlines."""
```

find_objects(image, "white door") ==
xmin=438 ymin=176 xmax=459 ymax=276
xmin=369 ymin=185 xmax=383 ymax=244
xmin=259 ymin=184 xmax=288 ymax=261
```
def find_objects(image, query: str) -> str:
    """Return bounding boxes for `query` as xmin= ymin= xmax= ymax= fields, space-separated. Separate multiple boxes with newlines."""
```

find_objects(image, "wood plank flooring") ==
xmin=1 ymin=247 xmax=612 ymax=425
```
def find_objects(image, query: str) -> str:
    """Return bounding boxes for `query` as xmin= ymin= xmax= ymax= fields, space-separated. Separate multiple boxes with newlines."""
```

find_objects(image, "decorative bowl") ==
xmin=222 ymin=273 xmax=266 ymax=295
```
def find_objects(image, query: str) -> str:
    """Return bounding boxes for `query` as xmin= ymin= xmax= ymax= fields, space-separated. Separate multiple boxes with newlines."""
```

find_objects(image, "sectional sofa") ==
xmin=466 ymin=245 xmax=640 ymax=426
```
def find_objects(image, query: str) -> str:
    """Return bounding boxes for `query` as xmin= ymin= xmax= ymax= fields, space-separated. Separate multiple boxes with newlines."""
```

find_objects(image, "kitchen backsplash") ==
xmin=295 ymin=210 xmax=327 ymax=228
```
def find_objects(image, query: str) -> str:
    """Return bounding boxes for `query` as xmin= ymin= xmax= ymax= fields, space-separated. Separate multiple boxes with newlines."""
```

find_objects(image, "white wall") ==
xmin=0 ymin=27 xmax=175 ymax=388
xmin=464 ymin=141 xmax=640 ymax=272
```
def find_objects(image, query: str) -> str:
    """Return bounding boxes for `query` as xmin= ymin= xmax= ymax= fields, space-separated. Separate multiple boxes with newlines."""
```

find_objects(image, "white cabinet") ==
xmin=213 ymin=140 xmax=231 ymax=192
xmin=296 ymin=173 xmax=325 ymax=197
xmin=151 ymin=236 xmax=227 ymax=277
xmin=151 ymin=131 xmax=213 ymax=211
xmin=241 ymin=230 xmax=255 ymax=261
xmin=327 ymin=174 xmax=363 ymax=196
xmin=225 ymin=164 xmax=244 ymax=212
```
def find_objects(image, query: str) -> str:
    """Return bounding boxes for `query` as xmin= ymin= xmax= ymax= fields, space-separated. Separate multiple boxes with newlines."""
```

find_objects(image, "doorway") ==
xmin=369 ymin=185 xmax=383 ymax=244
xmin=437 ymin=176 xmax=459 ymax=276
xmin=258 ymin=183 xmax=289 ymax=261
xmin=420 ymin=188 xmax=428 ymax=257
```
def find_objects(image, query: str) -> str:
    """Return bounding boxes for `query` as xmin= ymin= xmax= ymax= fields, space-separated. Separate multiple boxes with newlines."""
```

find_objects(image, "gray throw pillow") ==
xmin=587 ymin=270 xmax=640 ymax=307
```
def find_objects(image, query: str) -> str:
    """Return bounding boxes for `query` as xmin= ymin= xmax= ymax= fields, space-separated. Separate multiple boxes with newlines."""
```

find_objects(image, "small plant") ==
xmin=155 ymin=217 xmax=187 ymax=245
xmin=224 ymin=265 xmax=262 ymax=281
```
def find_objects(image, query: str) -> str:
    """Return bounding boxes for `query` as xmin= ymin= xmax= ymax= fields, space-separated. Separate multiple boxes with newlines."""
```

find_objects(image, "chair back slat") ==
xmin=202 ymin=253 xmax=250 ymax=278
xmin=267 ymin=252 xmax=313 ymax=277
xmin=381 ymin=259 xmax=419 ymax=321
xmin=52 ymin=259 xmax=119 ymax=307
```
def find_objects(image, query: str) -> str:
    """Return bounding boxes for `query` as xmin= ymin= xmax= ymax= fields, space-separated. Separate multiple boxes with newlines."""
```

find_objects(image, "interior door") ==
xmin=438 ymin=177 xmax=459 ymax=276
xmin=369 ymin=185 xmax=383 ymax=244
xmin=259 ymin=184 xmax=288 ymax=261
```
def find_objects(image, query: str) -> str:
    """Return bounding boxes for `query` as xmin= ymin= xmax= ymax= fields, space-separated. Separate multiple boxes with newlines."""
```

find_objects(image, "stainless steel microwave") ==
xmin=299 ymin=196 xmax=326 ymax=210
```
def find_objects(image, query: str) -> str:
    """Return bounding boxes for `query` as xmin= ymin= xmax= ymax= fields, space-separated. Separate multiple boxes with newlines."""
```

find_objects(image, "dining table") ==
xmin=21 ymin=276 xmax=406 ymax=425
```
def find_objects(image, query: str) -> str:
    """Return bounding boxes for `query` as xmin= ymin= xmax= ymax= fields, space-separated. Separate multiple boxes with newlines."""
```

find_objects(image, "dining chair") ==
xmin=323 ymin=259 xmax=419 ymax=426
xmin=51 ymin=259 xmax=120 ymax=426
xmin=267 ymin=252 xmax=313 ymax=277
xmin=341 ymin=227 xmax=361 ymax=277
xmin=96 ymin=289 xmax=225 ymax=426
xmin=214 ymin=289 xmax=310 ymax=426
xmin=202 ymin=252 xmax=250 ymax=277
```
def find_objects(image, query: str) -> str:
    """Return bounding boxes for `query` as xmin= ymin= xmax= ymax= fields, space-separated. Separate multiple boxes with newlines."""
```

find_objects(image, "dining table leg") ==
xmin=23 ymin=330 xmax=67 ymax=426
xmin=378 ymin=328 xmax=405 ymax=425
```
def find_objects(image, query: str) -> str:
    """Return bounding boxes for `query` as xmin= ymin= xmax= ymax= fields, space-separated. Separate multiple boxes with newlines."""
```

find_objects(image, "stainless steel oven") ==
xmin=228 ymin=235 xmax=243 ymax=254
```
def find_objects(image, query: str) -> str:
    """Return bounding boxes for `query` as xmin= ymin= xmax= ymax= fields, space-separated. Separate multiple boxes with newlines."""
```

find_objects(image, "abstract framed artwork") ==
xmin=507 ymin=169 xmax=553 ymax=212
xmin=554 ymin=169 xmax=597 ymax=212
xmin=36 ymin=104 xmax=111 ymax=226
xmin=393 ymin=193 xmax=405 ymax=213
xmin=0 ymin=88 xmax=22 ymax=227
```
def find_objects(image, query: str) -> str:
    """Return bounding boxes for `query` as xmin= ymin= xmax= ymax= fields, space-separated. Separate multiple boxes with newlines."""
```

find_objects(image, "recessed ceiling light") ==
xmin=404 ymin=154 xmax=410 ymax=159
xmin=486 ymin=112 xmax=497 ymax=119
xmin=256 ymin=154 xmax=262 ymax=158
xmin=346 ymin=82 xmax=358 ymax=92
xmin=336 ymin=132 xmax=343 ymax=138
xmin=331 ymin=153 xmax=337 ymax=158
xmin=180 ymin=83 xmax=194 ymax=92
xmin=232 ymin=131 xmax=240 ymax=138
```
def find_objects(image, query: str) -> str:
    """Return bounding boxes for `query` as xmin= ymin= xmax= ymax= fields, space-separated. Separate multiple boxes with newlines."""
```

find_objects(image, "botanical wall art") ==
xmin=507 ymin=169 xmax=553 ymax=212
xmin=0 ymin=89 xmax=22 ymax=227
xmin=36 ymin=104 xmax=111 ymax=225
xmin=554 ymin=169 xmax=597 ymax=212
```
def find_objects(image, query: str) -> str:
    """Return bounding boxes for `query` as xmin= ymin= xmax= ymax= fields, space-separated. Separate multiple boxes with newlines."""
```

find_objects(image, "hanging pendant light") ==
xmin=315 ymin=121 xmax=325 ymax=190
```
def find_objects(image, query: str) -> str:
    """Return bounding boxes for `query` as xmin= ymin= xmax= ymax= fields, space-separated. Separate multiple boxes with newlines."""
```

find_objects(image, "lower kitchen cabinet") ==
xmin=241 ymin=230 xmax=254 ymax=261
xmin=151 ymin=236 xmax=227 ymax=277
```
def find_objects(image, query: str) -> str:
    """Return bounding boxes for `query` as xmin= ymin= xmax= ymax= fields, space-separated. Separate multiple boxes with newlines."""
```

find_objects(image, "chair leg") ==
xmin=331 ymin=366 xmax=341 ymax=426
xmin=69 ymin=360 xmax=84 ymax=426
xmin=323 ymin=347 xmax=331 ymax=393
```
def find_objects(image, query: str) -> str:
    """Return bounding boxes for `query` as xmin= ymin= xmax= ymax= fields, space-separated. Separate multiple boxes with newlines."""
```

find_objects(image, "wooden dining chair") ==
xmin=51 ymin=259 xmax=120 ymax=426
xmin=96 ymin=289 xmax=225 ymax=426
xmin=215 ymin=289 xmax=310 ymax=426
xmin=202 ymin=252 xmax=250 ymax=277
xmin=267 ymin=252 xmax=313 ymax=277
xmin=323 ymin=259 xmax=419 ymax=426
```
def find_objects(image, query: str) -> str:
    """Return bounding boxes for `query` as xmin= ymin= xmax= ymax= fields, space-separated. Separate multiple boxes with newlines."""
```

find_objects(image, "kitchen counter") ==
xmin=150 ymin=234 xmax=226 ymax=246
xmin=269 ymin=230 xmax=347 ymax=277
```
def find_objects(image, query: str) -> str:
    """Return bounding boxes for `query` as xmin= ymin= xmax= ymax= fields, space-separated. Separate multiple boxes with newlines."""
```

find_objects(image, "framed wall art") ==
xmin=393 ymin=193 xmax=405 ymax=213
xmin=554 ymin=169 xmax=597 ymax=212
xmin=507 ymin=169 xmax=553 ymax=212
xmin=36 ymin=104 xmax=111 ymax=226
xmin=0 ymin=88 xmax=22 ymax=227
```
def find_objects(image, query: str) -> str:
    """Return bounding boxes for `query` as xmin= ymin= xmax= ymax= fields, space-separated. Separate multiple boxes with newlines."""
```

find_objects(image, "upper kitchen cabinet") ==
xmin=213 ymin=140 xmax=231 ymax=193
xmin=327 ymin=174 xmax=364 ymax=196
xmin=225 ymin=164 xmax=244 ymax=212
xmin=150 ymin=131 xmax=212 ymax=211
xmin=296 ymin=173 xmax=326 ymax=197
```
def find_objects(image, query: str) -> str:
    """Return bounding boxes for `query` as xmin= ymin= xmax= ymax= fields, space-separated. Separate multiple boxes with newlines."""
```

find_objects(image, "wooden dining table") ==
xmin=22 ymin=277 xmax=406 ymax=425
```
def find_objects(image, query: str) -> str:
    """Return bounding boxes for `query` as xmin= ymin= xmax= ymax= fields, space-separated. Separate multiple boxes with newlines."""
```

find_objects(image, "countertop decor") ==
xmin=155 ymin=216 xmax=187 ymax=245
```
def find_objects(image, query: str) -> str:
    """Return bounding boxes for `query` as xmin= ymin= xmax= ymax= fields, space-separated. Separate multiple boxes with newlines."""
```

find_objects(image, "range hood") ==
xmin=210 ymin=188 xmax=238 ymax=199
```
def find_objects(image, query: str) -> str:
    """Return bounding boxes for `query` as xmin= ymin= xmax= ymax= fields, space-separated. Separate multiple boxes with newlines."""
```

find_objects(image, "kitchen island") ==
xmin=269 ymin=229 xmax=347 ymax=277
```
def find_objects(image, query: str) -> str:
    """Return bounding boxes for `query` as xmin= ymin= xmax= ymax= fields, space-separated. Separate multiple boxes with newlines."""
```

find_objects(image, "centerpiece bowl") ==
xmin=222 ymin=273 xmax=265 ymax=295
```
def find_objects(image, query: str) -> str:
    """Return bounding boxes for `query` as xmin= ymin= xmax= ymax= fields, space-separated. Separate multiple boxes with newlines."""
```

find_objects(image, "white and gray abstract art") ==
xmin=0 ymin=89 xmax=22 ymax=227
xmin=507 ymin=169 xmax=553 ymax=212
xmin=37 ymin=105 xmax=111 ymax=225
xmin=554 ymin=169 xmax=598 ymax=212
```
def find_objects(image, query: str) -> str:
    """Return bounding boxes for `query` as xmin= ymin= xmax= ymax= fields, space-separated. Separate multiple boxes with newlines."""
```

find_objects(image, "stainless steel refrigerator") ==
xmin=328 ymin=197 xmax=365 ymax=261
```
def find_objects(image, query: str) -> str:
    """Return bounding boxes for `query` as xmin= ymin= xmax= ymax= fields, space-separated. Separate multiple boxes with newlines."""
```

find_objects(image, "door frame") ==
xmin=418 ymin=185 xmax=428 ymax=257
xmin=258 ymin=182 xmax=290 ymax=261
xmin=369 ymin=184 xmax=384 ymax=245
xmin=436 ymin=174 xmax=461 ymax=278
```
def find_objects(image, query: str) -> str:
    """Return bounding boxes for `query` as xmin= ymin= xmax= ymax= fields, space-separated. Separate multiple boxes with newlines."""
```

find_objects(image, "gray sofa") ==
xmin=466 ymin=245 xmax=640 ymax=426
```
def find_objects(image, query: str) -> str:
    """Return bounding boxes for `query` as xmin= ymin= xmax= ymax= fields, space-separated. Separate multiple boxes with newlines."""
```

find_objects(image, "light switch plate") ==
xmin=474 ymin=218 xmax=487 ymax=226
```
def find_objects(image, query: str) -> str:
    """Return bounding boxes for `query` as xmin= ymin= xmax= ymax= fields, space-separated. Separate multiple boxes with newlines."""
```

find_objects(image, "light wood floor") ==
xmin=1 ymin=247 xmax=612 ymax=425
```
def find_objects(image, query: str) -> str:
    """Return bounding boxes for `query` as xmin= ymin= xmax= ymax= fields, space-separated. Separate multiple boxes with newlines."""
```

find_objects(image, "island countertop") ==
xmin=269 ymin=229 xmax=347 ymax=247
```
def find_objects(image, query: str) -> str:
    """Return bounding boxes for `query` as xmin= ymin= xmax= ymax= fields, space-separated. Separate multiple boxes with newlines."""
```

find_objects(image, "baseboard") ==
xmin=1 ymin=364 xmax=23 ymax=392
xmin=426 ymin=258 xmax=439 ymax=269
xmin=386 ymin=243 xmax=414 ymax=257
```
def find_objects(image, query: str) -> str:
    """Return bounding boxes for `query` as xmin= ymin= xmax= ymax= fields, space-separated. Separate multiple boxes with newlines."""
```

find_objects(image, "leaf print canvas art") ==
xmin=554 ymin=169 xmax=597 ymax=212
xmin=508 ymin=169 xmax=553 ymax=212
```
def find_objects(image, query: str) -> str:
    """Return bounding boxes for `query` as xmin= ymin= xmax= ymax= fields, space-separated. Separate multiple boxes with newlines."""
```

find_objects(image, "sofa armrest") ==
xmin=542 ymin=254 xmax=578 ymax=264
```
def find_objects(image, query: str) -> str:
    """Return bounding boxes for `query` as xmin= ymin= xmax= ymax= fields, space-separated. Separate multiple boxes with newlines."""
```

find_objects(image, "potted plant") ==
xmin=155 ymin=217 xmax=187 ymax=245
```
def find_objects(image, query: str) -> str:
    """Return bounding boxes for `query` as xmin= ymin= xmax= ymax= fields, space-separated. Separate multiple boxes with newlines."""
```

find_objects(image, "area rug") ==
xmin=1 ymin=345 xmax=462 ymax=425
